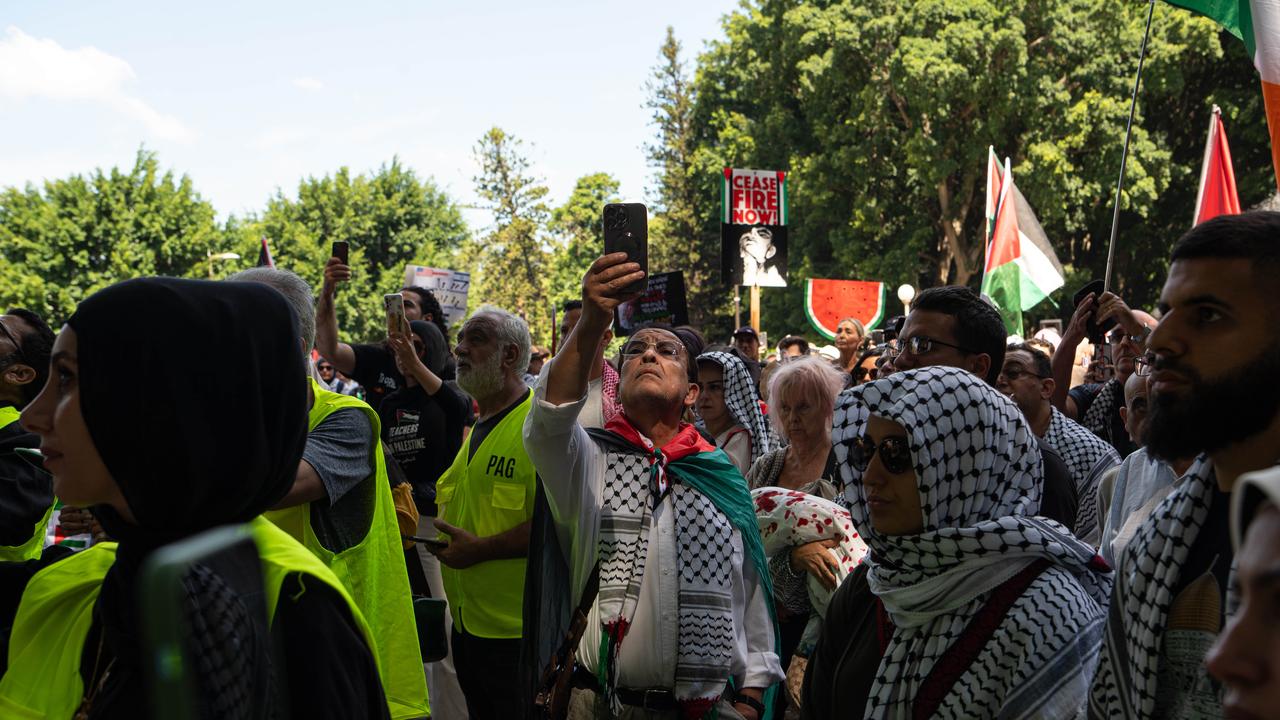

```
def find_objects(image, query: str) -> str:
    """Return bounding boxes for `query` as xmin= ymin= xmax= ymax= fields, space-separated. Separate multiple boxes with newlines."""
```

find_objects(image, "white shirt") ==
xmin=1097 ymin=447 xmax=1183 ymax=566
xmin=522 ymin=380 xmax=783 ymax=691
xmin=714 ymin=425 xmax=753 ymax=477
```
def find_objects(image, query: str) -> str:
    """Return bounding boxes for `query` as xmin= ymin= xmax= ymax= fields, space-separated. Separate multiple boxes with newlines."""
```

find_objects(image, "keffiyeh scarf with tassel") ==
xmin=1087 ymin=456 xmax=1227 ymax=718
xmin=595 ymin=414 xmax=778 ymax=718
xmin=831 ymin=367 xmax=1112 ymax=719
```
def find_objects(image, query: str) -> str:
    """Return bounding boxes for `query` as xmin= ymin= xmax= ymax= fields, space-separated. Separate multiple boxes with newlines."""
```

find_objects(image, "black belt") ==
xmin=570 ymin=666 xmax=680 ymax=712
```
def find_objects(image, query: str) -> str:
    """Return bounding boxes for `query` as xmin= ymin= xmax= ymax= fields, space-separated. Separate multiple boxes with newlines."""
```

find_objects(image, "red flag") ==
xmin=1194 ymin=105 xmax=1242 ymax=226
xmin=257 ymin=236 xmax=276 ymax=268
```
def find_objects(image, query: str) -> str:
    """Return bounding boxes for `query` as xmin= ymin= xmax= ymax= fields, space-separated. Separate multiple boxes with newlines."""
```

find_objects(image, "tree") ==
xmin=0 ymin=149 xmax=224 ymax=324
xmin=646 ymin=26 xmax=731 ymax=337
xmin=685 ymin=0 xmax=1272 ymax=337
xmin=233 ymin=157 xmax=470 ymax=343
xmin=470 ymin=127 xmax=554 ymax=343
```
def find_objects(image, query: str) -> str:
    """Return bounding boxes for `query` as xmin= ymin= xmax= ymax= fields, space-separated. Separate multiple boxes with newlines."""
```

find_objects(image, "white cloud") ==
xmin=292 ymin=76 xmax=324 ymax=91
xmin=0 ymin=26 xmax=193 ymax=142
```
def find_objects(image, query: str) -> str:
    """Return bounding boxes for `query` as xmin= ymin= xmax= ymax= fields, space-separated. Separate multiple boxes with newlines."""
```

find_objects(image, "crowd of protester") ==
xmin=0 ymin=210 xmax=1277 ymax=719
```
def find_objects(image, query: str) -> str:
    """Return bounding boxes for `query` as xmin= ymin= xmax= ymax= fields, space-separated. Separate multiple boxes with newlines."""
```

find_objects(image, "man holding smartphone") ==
xmin=317 ymin=253 xmax=453 ymax=413
xmin=524 ymin=253 xmax=781 ymax=720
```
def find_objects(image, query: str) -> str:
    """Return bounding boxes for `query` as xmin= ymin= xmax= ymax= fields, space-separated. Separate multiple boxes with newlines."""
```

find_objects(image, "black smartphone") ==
xmin=405 ymin=534 xmax=449 ymax=551
xmin=332 ymin=241 xmax=349 ymax=265
xmin=1072 ymin=279 xmax=1116 ymax=342
xmin=602 ymin=203 xmax=648 ymax=296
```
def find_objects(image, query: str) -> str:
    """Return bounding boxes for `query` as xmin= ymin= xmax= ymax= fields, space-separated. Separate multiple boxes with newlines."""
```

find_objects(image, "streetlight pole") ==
xmin=897 ymin=283 xmax=916 ymax=315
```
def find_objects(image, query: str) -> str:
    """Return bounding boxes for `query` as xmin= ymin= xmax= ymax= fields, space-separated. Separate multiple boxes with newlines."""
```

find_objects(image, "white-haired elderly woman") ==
xmin=745 ymin=356 xmax=852 ymax=713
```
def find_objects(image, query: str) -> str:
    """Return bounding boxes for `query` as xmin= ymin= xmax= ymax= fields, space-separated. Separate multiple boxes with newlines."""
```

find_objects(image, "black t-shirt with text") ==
xmin=377 ymin=382 xmax=470 ymax=516
xmin=350 ymin=343 xmax=403 ymax=413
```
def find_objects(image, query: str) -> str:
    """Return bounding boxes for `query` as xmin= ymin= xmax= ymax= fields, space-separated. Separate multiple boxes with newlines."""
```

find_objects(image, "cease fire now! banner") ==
xmin=721 ymin=167 xmax=788 ymax=287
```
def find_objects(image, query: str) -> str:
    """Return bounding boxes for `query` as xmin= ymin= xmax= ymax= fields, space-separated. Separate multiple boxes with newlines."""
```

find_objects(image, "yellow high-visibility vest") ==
xmin=0 ymin=517 xmax=373 ymax=719
xmin=436 ymin=388 xmax=535 ymax=639
xmin=264 ymin=378 xmax=428 ymax=719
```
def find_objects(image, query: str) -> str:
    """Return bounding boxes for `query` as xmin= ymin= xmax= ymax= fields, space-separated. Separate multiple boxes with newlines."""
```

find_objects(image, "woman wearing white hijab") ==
xmin=803 ymin=366 xmax=1111 ymax=719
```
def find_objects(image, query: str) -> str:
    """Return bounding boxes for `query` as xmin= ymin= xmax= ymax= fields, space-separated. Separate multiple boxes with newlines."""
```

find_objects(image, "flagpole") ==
xmin=1104 ymin=0 xmax=1158 ymax=294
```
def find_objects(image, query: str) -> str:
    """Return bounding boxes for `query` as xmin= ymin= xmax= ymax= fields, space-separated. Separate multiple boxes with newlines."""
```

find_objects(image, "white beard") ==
xmin=457 ymin=351 xmax=503 ymax=398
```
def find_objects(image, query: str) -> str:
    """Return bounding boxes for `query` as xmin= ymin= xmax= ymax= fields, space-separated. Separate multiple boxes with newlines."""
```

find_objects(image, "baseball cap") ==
xmin=733 ymin=326 xmax=759 ymax=339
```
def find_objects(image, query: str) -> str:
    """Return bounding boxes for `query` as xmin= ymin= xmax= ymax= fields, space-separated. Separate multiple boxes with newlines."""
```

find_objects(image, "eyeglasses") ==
xmin=999 ymin=366 xmax=1048 ymax=382
xmin=0 ymin=319 xmax=27 ymax=368
xmin=317 ymin=365 xmax=334 ymax=372
xmin=850 ymin=434 xmax=914 ymax=475
xmin=1134 ymin=353 xmax=1155 ymax=377
xmin=620 ymin=339 xmax=684 ymax=360
xmin=884 ymin=335 xmax=976 ymax=360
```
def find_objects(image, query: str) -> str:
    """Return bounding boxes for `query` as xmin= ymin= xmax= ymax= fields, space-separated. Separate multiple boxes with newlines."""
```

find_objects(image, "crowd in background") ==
xmin=1 ymin=211 xmax=1278 ymax=720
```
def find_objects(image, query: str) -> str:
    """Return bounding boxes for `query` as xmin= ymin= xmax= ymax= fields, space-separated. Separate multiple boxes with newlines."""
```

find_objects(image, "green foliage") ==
xmin=548 ymin=172 xmax=621 ymax=308
xmin=647 ymin=26 xmax=735 ymax=340
xmin=679 ymin=0 xmax=1274 ymax=338
xmin=0 ymin=149 xmax=223 ymax=324
xmin=229 ymin=157 xmax=468 ymax=343
xmin=469 ymin=127 xmax=555 ymax=344
xmin=0 ymin=152 xmax=469 ymax=344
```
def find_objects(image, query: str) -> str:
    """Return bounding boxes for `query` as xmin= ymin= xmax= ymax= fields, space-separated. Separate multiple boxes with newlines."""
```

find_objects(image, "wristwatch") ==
xmin=1129 ymin=324 xmax=1152 ymax=344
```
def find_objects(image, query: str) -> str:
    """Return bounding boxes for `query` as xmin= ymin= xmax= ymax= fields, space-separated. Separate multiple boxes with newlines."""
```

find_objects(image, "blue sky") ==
xmin=0 ymin=1 xmax=738 ymax=228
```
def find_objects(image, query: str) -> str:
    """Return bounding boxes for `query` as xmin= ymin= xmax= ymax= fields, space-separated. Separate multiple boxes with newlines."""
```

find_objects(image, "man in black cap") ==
xmin=733 ymin=326 xmax=763 ymax=386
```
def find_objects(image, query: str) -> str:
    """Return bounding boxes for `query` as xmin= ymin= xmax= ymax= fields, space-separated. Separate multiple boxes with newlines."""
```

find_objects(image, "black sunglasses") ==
xmin=851 ymin=434 xmax=914 ymax=475
xmin=0 ymin=320 xmax=27 ymax=367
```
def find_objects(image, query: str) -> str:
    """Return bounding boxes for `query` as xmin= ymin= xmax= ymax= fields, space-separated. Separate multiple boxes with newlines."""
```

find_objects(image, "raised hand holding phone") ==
xmin=384 ymin=293 xmax=409 ymax=338
xmin=602 ymin=203 xmax=648 ymax=296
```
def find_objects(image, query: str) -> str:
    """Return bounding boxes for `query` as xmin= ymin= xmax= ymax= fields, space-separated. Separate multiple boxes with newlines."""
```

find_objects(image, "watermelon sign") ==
xmin=805 ymin=279 xmax=887 ymax=339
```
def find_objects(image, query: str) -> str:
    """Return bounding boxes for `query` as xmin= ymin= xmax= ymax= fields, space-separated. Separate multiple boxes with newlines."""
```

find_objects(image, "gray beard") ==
xmin=457 ymin=352 xmax=503 ymax=398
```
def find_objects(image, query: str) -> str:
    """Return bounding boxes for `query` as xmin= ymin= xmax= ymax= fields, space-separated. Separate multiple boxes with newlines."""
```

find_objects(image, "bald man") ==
xmin=1095 ymin=373 xmax=1197 ymax=563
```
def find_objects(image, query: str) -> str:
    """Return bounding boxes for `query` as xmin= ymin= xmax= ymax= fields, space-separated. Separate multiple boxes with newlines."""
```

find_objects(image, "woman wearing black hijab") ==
xmin=0 ymin=278 xmax=388 ymax=719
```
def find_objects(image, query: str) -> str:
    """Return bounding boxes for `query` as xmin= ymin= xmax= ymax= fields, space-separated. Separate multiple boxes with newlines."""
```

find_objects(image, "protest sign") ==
xmin=721 ymin=168 xmax=788 ymax=287
xmin=613 ymin=271 xmax=689 ymax=336
xmin=402 ymin=265 xmax=471 ymax=328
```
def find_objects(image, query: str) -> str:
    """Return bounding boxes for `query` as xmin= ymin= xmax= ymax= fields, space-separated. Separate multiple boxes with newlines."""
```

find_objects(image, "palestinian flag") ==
xmin=979 ymin=149 xmax=1066 ymax=336
xmin=1162 ymin=0 xmax=1280 ymax=188
xmin=257 ymin=236 xmax=276 ymax=268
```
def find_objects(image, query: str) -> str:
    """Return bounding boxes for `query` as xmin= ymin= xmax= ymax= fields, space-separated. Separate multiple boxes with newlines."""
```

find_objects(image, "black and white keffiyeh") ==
xmin=1045 ymin=405 xmax=1122 ymax=545
xmin=1087 ymin=455 xmax=1226 ymax=718
xmin=1081 ymin=378 xmax=1123 ymax=448
xmin=698 ymin=350 xmax=773 ymax=465
xmin=831 ymin=366 xmax=1112 ymax=719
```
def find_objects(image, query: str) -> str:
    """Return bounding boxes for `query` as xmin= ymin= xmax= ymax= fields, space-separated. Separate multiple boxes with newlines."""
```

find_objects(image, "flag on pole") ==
xmin=257 ymin=236 xmax=275 ymax=268
xmin=1194 ymin=105 xmax=1243 ymax=224
xmin=980 ymin=150 xmax=1066 ymax=336
xmin=1162 ymin=0 xmax=1280 ymax=188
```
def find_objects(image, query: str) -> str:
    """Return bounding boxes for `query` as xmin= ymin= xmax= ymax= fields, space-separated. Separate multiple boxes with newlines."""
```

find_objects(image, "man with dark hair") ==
xmin=888 ymin=285 xmax=1079 ymax=528
xmin=317 ymin=255 xmax=453 ymax=411
xmin=558 ymin=298 xmax=617 ymax=428
xmin=999 ymin=343 xmax=1120 ymax=544
xmin=1090 ymin=211 xmax=1280 ymax=718
xmin=778 ymin=335 xmax=810 ymax=360
xmin=732 ymin=327 xmax=763 ymax=385
xmin=897 ymin=286 xmax=1007 ymax=383
xmin=1 ymin=310 xmax=57 ymax=563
